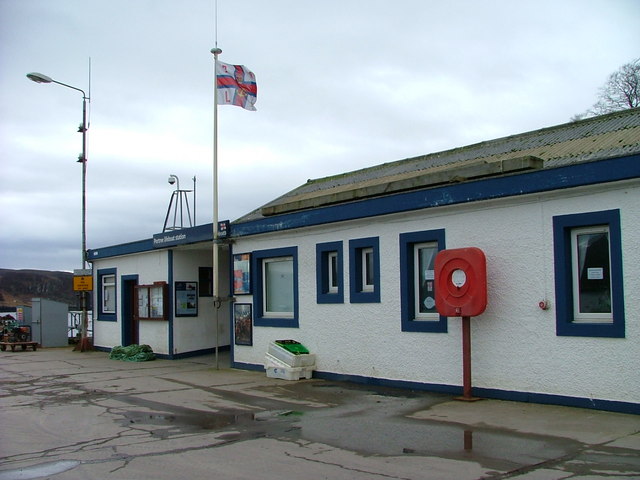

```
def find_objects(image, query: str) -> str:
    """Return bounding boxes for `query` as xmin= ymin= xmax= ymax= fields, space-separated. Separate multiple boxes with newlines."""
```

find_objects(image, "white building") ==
xmin=89 ymin=108 xmax=640 ymax=413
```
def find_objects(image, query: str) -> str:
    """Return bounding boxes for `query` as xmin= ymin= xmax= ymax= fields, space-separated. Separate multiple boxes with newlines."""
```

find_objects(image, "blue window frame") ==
xmin=553 ymin=209 xmax=625 ymax=338
xmin=316 ymin=241 xmax=344 ymax=304
xmin=399 ymin=229 xmax=447 ymax=333
xmin=96 ymin=268 xmax=117 ymax=321
xmin=252 ymin=246 xmax=299 ymax=328
xmin=349 ymin=237 xmax=380 ymax=303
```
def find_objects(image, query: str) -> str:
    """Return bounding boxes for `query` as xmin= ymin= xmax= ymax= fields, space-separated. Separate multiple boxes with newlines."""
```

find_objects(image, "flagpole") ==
xmin=211 ymin=47 xmax=222 ymax=369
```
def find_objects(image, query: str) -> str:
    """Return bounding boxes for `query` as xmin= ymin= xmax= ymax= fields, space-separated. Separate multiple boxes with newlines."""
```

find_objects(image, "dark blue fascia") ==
xmin=552 ymin=209 xmax=625 ymax=338
xmin=316 ymin=241 xmax=344 ymax=304
xmin=231 ymin=155 xmax=640 ymax=238
xmin=88 ymin=224 xmax=213 ymax=261
xmin=399 ymin=229 xmax=447 ymax=333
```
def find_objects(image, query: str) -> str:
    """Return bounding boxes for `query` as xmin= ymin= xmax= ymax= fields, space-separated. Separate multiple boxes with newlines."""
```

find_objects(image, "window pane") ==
xmin=362 ymin=248 xmax=374 ymax=289
xmin=416 ymin=244 xmax=437 ymax=315
xmin=265 ymin=258 xmax=293 ymax=314
xmin=576 ymin=232 xmax=611 ymax=314
xmin=103 ymin=275 xmax=115 ymax=313
xmin=328 ymin=252 xmax=338 ymax=291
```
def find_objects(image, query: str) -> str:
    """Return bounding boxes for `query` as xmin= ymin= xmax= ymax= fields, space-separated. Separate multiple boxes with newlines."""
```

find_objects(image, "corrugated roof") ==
xmin=236 ymin=108 xmax=640 ymax=222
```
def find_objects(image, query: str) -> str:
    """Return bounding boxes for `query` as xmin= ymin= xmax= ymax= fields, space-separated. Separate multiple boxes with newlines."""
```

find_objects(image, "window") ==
xmin=553 ymin=210 xmax=625 ymax=338
xmin=399 ymin=229 xmax=447 ymax=333
xmin=252 ymin=247 xmax=299 ymax=328
xmin=572 ymin=226 xmax=612 ymax=322
xmin=361 ymin=248 xmax=375 ymax=292
xmin=135 ymin=282 xmax=168 ymax=320
xmin=316 ymin=241 xmax=344 ymax=303
xmin=198 ymin=267 xmax=213 ymax=297
xmin=102 ymin=275 xmax=116 ymax=313
xmin=328 ymin=252 xmax=339 ymax=293
xmin=97 ymin=268 xmax=117 ymax=321
xmin=349 ymin=237 xmax=380 ymax=303
xmin=264 ymin=257 xmax=294 ymax=316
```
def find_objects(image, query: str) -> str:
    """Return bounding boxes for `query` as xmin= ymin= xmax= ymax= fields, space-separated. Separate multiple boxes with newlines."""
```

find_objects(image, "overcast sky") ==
xmin=0 ymin=0 xmax=638 ymax=272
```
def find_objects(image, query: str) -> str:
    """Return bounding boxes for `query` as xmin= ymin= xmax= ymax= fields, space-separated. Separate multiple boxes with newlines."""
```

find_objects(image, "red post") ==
xmin=462 ymin=315 xmax=472 ymax=399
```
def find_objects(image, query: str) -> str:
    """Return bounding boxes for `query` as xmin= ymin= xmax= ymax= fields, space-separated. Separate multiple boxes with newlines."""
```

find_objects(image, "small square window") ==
xmin=349 ymin=237 xmax=380 ymax=303
xmin=316 ymin=241 xmax=344 ymax=304
xmin=198 ymin=267 xmax=213 ymax=297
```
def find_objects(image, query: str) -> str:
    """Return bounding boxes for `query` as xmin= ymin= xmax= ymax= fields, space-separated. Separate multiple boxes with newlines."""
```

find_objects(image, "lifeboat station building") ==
xmin=88 ymin=108 xmax=640 ymax=414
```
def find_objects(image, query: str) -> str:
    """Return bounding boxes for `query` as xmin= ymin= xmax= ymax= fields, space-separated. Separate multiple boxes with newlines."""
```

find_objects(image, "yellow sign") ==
xmin=73 ymin=275 xmax=93 ymax=291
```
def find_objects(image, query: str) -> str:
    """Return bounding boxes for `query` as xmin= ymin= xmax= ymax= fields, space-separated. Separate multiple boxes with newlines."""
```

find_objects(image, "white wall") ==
xmin=172 ymin=247 xmax=230 ymax=355
xmin=232 ymin=181 xmax=640 ymax=404
xmin=92 ymin=245 xmax=231 ymax=356
xmin=92 ymin=250 xmax=169 ymax=352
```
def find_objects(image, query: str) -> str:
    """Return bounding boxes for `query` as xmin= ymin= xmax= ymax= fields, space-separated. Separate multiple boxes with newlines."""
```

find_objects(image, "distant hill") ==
xmin=0 ymin=269 xmax=82 ymax=310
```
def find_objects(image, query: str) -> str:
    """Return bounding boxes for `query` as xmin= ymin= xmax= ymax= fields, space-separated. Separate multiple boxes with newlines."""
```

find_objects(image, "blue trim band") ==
xmin=86 ymin=156 xmax=640 ymax=259
xmin=231 ymin=361 xmax=640 ymax=415
xmin=232 ymin=155 xmax=640 ymax=238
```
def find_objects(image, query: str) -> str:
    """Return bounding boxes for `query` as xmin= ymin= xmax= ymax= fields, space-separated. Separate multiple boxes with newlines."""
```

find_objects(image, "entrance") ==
xmin=121 ymin=275 xmax=139 ymax=346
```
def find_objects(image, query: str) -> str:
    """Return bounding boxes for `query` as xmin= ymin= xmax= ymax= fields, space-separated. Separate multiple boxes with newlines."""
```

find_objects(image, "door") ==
xmin=121 ymin=276 xmax=139 ymax=346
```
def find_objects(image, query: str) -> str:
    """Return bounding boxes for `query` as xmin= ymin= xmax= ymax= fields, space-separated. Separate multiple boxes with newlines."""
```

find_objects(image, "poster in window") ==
xmin=150 ymin=285 xmax=165 ymax=318
xmin=175 ymin=281 xmax=198 ymax=317
xmin=233 ymin=253 xmax=251 ymax=294
xmin=234 ymin=303 xmax=252 ymax=346
xmin=137 ymin=287 xmax=149 ymax=317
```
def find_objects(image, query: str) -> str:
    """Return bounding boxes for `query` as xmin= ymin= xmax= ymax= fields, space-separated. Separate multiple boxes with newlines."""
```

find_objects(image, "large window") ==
xmin=349 ymin=237 xmax=380 ymax=303
xmin=553 ymin=210 xmax=625 ymax=338
xmin=264 ymin=257 xmax=294 ymax=316
xmin=252 ymin=247 xmax=299 ymax=328
xmin=399 ymin=229 xmax=446 ymax=333
xmin=97 ymin=268 xmax=117 ymax=321
xmin=316 ymin=241 xmax=344 ymax=303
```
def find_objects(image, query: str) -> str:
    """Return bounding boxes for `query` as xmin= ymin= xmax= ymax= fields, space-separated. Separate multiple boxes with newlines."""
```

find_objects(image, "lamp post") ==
xmin=27 ymin=71 xmax=90 ymax=351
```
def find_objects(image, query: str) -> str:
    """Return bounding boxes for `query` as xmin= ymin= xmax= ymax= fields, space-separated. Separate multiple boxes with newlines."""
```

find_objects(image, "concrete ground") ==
xmin=1 ymin=348 xmax=639 ymax=480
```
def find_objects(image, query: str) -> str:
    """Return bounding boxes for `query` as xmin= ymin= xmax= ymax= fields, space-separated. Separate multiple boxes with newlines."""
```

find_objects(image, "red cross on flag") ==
xmin=216 ymin=61 xmax=257 ymax=111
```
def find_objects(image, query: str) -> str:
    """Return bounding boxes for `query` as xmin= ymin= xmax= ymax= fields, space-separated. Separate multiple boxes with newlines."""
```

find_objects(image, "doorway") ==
xmin=121 ymin=275 xmax=139 ymax=346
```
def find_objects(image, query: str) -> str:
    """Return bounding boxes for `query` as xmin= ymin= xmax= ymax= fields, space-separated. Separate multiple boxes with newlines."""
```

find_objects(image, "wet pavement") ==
xmin=1 ymin=348 xmax=639 ymax=479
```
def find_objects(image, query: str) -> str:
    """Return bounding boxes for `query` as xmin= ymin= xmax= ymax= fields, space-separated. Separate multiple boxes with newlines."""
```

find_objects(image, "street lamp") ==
xmin=27 ymin=71 xmax=90 ymax=352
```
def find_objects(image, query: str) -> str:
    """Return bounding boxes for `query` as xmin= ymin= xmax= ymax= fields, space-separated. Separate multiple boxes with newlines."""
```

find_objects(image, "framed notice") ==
xmin=234 ymin=303 xmax=252 ymax=346
xmin=233 ymin=253 xmax=251 ymax=295
xmin=135 ymin=282 xmax=168 ymax=320
xmin=175 ymin=281 xmax=198 ymax=317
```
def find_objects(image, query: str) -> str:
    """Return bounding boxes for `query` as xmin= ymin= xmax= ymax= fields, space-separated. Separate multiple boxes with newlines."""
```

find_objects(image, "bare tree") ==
xmin=573 ymin=58 xmax=639 ymax=120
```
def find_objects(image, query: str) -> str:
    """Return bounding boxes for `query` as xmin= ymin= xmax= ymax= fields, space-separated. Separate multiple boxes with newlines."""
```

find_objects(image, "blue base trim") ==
xmin=232 ymin=361 xmax=265 ymax=372
xmin=473 ymin=387 xmax=640 ymax=415
xmin=231 ymin=362 xmax=640 ymax=415
xmin=160 ymin=345 xmax=230 ymax=360
xmin=93 ymin=345 xmax=230 ymax=360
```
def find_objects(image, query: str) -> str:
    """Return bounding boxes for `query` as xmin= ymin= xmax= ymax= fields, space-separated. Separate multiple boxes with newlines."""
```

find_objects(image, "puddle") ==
xmin=0 ymin=460 xmax=80 ymax=480
xmin=121 ymin=409 xmax=256 ymax=437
